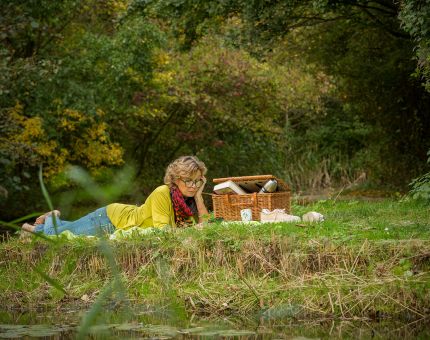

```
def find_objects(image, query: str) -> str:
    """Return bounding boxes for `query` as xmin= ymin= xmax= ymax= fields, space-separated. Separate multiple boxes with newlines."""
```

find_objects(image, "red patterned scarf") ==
xmin=170 ymin=185 xmax=197 ymax=227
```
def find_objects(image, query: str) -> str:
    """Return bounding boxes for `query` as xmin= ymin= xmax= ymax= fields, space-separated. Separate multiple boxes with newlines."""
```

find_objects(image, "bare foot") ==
xmin=34 ymin=215 xmax=44 ymax=225
xmin=35 ymin=210 xmax=61 ymax=225
xmin=22 ymin=222 xmax=36 ymax=232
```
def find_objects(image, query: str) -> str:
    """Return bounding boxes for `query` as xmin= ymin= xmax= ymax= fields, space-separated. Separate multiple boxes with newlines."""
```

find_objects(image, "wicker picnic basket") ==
xmin=212 ymin=175 xmax=291 ymax=221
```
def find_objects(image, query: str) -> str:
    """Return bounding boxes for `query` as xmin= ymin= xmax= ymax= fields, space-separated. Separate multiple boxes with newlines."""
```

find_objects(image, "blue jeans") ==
xmin=34 ymin=207 xmax=115 ymax=236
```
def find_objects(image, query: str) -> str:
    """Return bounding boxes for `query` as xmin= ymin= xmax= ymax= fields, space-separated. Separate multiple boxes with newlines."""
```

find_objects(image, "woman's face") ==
xmin=175 ymin=170 xmax=203 ymax=197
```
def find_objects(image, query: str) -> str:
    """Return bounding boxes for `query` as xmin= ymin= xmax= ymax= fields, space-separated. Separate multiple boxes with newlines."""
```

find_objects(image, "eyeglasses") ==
xmin=180 ymin=178 xmax=204 ymax=188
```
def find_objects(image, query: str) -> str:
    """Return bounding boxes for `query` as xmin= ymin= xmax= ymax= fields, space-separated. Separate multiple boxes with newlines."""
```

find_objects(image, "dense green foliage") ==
xmin=398 ymin=0 xmax=430 ymax=201
xmin=1 ymin=0 xmax=430 ymax=220
xmin=141 ymin=0 xmax=430 ymax=182
xmin=399 ymin=0 xmax=430 ymax=92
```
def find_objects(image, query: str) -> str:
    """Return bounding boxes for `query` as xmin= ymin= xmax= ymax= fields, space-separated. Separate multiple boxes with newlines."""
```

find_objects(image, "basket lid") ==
xmin=213 ymin=174 xmax=290 ymax=192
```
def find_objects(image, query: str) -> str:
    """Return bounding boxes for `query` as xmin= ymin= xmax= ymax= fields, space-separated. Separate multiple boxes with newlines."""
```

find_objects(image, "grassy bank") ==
xmin=1 ymin=198 xmax=429 ymax=322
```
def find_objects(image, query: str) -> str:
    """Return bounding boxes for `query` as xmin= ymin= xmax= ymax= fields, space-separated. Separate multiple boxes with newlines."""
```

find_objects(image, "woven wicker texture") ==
xmin=212 ymin=175 xmax=291 ymax=221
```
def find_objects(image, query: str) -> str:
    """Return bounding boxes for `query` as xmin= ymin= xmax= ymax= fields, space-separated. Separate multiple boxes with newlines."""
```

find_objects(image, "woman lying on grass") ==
xmin=21 ymin=156 xmax=209 ymax=236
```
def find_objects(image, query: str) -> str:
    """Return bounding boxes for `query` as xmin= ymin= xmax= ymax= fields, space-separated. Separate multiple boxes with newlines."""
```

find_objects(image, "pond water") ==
xmin=0 ymin=307 xmax=429 ymax=339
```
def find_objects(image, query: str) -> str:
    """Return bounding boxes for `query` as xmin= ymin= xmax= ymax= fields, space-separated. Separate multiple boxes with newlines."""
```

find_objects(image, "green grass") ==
xmin=0 ymin=198 xmax=429 ymax=323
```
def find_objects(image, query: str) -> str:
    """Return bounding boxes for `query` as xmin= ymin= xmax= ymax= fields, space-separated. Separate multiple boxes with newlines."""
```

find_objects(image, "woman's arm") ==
xmin=194 ymin=176 xmax=209 ymax=224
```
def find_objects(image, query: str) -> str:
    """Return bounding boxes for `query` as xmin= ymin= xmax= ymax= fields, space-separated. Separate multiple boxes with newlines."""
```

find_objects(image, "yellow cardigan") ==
xmin=106 ymin=185 xmax=176 ymax=229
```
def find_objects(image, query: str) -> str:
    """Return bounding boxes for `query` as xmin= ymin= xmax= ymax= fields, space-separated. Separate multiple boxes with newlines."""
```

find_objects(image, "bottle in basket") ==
xmin=259 ymin=179 xmax=278 ymax=193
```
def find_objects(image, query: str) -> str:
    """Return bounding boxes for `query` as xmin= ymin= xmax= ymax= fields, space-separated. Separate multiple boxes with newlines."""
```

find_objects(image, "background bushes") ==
xmin=1 ymin=0 xmax=430 ymax=220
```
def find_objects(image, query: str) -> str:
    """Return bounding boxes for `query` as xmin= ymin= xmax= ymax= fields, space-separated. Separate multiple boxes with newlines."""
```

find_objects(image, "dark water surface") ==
xmin=0 ymin=307 xmax=429 ymax=339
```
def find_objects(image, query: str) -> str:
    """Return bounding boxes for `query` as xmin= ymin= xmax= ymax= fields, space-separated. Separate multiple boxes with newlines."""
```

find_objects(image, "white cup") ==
xmin=240 ymin=209 xmax=252 ymax=222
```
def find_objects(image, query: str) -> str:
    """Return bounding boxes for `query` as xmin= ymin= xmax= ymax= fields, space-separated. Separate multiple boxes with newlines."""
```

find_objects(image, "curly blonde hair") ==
xmin=164 ymin=155 xmax=207 ymax=187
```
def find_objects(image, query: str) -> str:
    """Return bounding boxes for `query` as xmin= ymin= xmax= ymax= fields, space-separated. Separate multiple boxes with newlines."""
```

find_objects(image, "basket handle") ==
xmin=213 ymin=175 xmax=274 ymax=184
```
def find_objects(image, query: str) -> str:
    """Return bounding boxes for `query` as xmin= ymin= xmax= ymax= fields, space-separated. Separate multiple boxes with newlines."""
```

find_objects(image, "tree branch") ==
xmin=352 ymin=1 xmax=398 ymax=16
xmin=357 ymin=6 xmax=410 ymax=39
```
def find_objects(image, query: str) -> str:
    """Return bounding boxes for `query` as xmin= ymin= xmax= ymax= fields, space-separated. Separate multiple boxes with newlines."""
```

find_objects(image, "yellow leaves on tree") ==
xmin=53 ymin=108 xmax=124 ymax=175
xmin=1 ymin=102 xmax=61 ymax=175
xmin=2 ymin=102 xmax=123 ymax=179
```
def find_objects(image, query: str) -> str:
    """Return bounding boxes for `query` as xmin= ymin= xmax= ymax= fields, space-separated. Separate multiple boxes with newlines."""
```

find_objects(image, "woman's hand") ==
xmin=195 ymin=176 xmax=208 ymax=223
xmin=195 ymin=176 xmax=207 ymax=199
